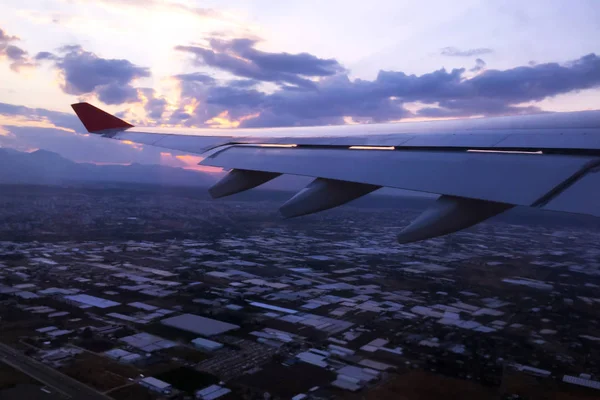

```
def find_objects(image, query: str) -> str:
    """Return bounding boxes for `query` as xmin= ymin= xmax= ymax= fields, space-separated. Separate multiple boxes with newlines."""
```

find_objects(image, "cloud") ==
xmin=139 ymin=88 xmax=169 ymax=120
xmin=38 ymin=45 xmax=150 ymax=105
xmin=0 ymin=27 xmax=35 ymax=71
xmin=0 ymin=102 xmax=186 ymax=167
xmin=0 ymin=101 xmax=223 ymax=174
xmin=470 ymin=58 xmax=486 ymax=73
xmin=35 ymin=51 xmax=59 ymax=61
xmin=173 ymin=51 xmax=600 ymax=127
xmin=81 ymin=0 xmax=222 ymax=20
xmin=176 ymin=38 xmax=345 ymax=88
xmin=441 ymin=46 xmax=494 ymax=57
xmin=0 ymin=28 xmax=17 ymax=42
xmin=0 ymin=102 xmax=81 ymax=132
xmin=174 ymin=72 xmax=217 ymax=85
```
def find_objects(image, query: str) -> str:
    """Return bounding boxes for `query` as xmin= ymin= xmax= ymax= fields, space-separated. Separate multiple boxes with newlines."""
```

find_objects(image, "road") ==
xmin=0 ymin=342 xmax=112 ymax=400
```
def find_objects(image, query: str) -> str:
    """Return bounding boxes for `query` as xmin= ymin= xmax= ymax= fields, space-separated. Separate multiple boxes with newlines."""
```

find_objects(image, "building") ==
xmin=160 ymin=313 xmax=239 ymax=336
xmin=63 ymin=294 xmax=120 ymax=309
xmin=192 ymin=337 xmax=223 ymax=351
xmin=196 ymin=385 xmax=231 ymax=400
xmin=104 ymin=348 xmax=143 ymax=364
xmin=140 ymin=377 xmax=172 ymax=393
xmin=120 ymin=333 xmax=176 ymax=353
xmin=563 ymin=375 xmax=600 ymax=391
xmin=513 ymin=364 xmax=551 ymax=378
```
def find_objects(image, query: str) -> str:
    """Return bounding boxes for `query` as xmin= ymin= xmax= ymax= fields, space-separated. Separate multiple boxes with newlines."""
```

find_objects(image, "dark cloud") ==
xmin=35 ymin=51 xmax=59 ymax=61
xmin=139 ymin=88 xmax=168 ymax=120
xmin=416 ymin=101 xmax=542 ymax=119
xmin=0 ymin=27 xmax=34 ymax=71
xmin=441 ymin=46 xmax=494 ymax=57
xmin=470 ymin=58 xmax=486 ymax=73
xmin=0 ymin=102 xmax=81 ymax=132
xmin=0 ymin=28 xmax=17 ymax=42
xmin=174 ymin=72 xmax=216 ymax=85
xmin=173 ymin=52 xmax=600 ymax=127
xmin=95 ymin=84 xmax=140 ymax=105
xmin=39 ymin=45 xmax=150 ymax=105
xmin=5 ymin=45 xmax=27 ymax=60
xmin=176 ymin=38 xmax=345 ymax=88
xmin=229 ymin=79 xmax=260 ymax=89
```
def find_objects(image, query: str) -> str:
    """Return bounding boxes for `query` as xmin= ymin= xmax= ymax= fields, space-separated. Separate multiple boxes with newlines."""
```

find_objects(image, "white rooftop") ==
xmin=64 ymin=294 xmax=120 ymax=308
xmin=141 ymin=377 xmax=171 ymax=390
xmin=161 ymin=313 xmax=239 ymax=336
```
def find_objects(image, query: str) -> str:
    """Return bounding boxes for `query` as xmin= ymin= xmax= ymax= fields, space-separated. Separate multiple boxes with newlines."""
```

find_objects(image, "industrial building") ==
xmin=140 ymin=377 xmax=172 ymax=393
xmin=192 ymin=337 xmax=224 ymax=351
xmin=195 ymin=384 xmax=231 ymax=400
xmin=120 ymin=332 xmax=177 ymax=352
xmin=63 ymin=294 xmax=120 ymax=309
xmin=161 ymin=313 xmax=240 ymax=336
xmin=104 ymin=348 xmax=143 ymax=364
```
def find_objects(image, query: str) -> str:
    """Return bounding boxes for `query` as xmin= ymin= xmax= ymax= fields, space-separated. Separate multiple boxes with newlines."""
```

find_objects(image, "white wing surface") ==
xmin=72 ymin=102 xmax=600 ymax=243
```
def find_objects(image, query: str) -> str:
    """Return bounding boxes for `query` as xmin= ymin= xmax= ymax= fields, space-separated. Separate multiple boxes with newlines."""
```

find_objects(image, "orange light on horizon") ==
xmin=206 ymin=110 xmax=238 ymax=128
xmin=175 ymin=154 xmax=223 ymax=174
xmin=0 ymin=126 xmax=13 ymax=137
xmin=184 ymin=99 xmax=200 ymax=116
xmin=0 ymin=115 xmax=75 ymax=132
xmin=342 ymin=116 xmax=361 ymax=125
xmin=158 ymin=152 xmax=223 ymax=174
xmin=206 ymin=110 xmax=260 ymax=128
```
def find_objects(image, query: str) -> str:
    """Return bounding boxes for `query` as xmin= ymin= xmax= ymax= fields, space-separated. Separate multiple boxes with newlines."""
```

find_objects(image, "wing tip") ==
xmin=71 ymin=102 xmax=133 ymax=133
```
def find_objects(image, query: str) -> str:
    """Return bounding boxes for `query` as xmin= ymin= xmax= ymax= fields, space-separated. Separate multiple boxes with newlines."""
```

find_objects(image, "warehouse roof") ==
xmin=161 ymin=313 xmax=239 ymax=336
xmin=63 ymin=294 xmax=120 ymax=308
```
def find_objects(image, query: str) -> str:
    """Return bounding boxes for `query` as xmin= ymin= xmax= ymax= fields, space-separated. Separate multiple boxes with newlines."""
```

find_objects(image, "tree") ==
xmin=81 ymin=327 xmax=94 ymax=340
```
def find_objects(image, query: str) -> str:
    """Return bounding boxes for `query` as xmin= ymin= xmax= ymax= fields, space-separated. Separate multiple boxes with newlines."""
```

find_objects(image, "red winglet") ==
xmin=71 ymin=102 xmax=134 ymax=133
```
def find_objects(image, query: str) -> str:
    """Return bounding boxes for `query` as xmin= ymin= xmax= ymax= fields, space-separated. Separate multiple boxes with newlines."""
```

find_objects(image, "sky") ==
xmin=0 ymin=0 xmax=599 ymax=171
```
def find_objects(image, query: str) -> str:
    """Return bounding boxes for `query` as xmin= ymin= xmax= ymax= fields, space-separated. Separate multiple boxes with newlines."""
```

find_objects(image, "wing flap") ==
xmin=543 ymin=166 xmax=600 ymax=217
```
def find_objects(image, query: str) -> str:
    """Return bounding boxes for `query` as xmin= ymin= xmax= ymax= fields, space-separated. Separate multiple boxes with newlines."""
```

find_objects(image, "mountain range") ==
xmin=0 ymin=148 xmax=219 ymax=187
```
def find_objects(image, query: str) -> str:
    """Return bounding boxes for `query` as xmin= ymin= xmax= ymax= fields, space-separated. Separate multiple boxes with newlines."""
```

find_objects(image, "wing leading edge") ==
xmin=71 ymin=102 xmax=600 ymax=243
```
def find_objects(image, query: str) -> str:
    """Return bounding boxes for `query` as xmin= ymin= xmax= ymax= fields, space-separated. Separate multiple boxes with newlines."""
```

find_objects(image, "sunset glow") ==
xmin=206 ymin=111 xmax=260 ymax=129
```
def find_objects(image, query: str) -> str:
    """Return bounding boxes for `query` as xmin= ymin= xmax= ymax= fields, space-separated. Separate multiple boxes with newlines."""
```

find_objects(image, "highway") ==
xmin=0 ymin=342 xmax=112 ymax=400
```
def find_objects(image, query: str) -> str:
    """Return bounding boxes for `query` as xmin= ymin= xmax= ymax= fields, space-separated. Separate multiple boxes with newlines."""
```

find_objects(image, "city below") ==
xmin=1 ymin=183 xmax=600 ymax=400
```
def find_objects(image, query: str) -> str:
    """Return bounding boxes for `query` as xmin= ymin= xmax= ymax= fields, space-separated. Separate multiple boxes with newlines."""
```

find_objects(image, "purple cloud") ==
xmin=470 ymin=58 xmax=486 ymax=73
xmin=0 ymin=102 xmax=81 ymax=131
xmin=173 ymin=49 xmax=600 ymax=127
xmin=139 ymin=88 xmax=168 ymax=120
xmin=176 ymin=38 xmax=345 ymax=89
xmin=0 ymin=27 xmax=34 ymax=72
xmin=38 ymin=45 xmax=150 ymax=105
xmin=441 ymin=46 xmax=494 ymax=57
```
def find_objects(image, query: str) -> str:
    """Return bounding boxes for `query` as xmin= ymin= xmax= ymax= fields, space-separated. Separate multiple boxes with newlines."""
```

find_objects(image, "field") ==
xmin=0 ymin=361 xmax=39 ymax=389
xmin=354 ymin=370 xmax=497 ymax=400
xmin=59 ymin=353 xmax=138 ymax=392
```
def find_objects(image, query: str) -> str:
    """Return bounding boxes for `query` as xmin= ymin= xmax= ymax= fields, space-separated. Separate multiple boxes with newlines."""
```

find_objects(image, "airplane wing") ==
xmin=71 ymin=102 xmax=600 ymax=243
